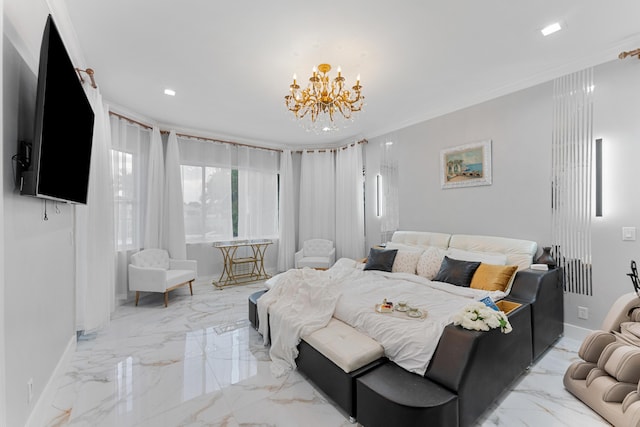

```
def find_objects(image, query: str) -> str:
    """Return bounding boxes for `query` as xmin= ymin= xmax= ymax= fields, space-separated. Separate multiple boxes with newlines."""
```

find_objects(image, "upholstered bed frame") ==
xmin=249 ymin=231 xmax=564 ymax=427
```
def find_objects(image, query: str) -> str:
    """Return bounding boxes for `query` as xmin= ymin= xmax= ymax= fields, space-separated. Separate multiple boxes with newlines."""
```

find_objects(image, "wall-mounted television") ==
xmin=20 ymin=15 xmax=95 ymax=205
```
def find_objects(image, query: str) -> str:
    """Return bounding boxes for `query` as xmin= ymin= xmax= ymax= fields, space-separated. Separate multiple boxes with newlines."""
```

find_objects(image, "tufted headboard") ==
xmin=391 ymin=231 xmax=451 ymax=250
xmin=389 ymin=231 xmax=537 ymax=271
xmin=448 ymin=234 xmax=537 ymax=271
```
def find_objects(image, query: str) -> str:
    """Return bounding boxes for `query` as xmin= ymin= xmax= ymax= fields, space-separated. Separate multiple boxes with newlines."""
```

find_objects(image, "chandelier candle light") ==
xmin=285 ymin=63 xmax=364 ymax=133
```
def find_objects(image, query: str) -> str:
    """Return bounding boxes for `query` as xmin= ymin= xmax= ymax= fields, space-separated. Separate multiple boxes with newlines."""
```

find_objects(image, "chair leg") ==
xmin=189 ymin=280 xmax=193 ymax=295
xmin=135 ymin=291 xmax=140 ymax=306
xmin=164 ymin=292 xmax=169 ymax=307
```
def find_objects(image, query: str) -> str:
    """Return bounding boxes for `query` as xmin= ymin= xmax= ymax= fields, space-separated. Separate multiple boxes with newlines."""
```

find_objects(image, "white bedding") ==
xmin=259 ymin=258 xmax=505 ymax=376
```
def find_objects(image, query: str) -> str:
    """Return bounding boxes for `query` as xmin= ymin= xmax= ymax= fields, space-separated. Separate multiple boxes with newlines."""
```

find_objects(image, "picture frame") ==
xmin=440 ymin=140 xmax=492 ymax=189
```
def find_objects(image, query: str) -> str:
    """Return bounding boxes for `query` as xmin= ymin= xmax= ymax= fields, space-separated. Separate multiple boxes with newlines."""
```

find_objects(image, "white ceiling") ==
xmin=63 ymin=0 xmax=640 ymax=149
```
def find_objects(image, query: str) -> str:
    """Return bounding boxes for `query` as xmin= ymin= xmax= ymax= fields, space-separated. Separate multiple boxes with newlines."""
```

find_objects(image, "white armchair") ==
xmin=295 ymin=239 xmax=336 ymax=269
xmin=128 ymin=249 xmax=197 ymax=307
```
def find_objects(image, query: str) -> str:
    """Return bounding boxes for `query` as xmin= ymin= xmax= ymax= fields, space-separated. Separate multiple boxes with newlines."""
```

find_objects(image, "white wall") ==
xmin=3 ymin=2 xmax=77 ymax=426
xmin=364 ymin=59 xmax=640 ymax=331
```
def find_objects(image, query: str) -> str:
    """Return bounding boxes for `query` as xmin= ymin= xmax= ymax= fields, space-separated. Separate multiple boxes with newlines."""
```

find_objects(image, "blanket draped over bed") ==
xmin=258 ymin=258 xmax=505 ymax=376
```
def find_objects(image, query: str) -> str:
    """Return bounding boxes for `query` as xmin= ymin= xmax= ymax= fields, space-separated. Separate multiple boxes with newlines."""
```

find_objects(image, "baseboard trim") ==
xmin=25 ymin=333 xmax=76 ymax=427
xmin=563 ymin=322 xmax=593 ymax=342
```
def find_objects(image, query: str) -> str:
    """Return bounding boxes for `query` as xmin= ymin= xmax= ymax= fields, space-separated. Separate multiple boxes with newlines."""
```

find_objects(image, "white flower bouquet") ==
xmin=452 ymin=301 xmax=512 ymax=334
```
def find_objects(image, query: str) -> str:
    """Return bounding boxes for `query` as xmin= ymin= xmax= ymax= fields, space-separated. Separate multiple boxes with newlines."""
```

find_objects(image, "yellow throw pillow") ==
xmin=470 ymin=264 xmax=518 ymax=292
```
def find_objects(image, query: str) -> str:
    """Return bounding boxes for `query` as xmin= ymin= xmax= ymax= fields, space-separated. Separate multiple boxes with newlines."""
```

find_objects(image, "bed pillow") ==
xmin=416 ymin=247 xmax=445 ymax=280
xmin=447 ymin=248 xmax=507 ymax=265
xmin=364 ymin=248 xmax=398 ymax=272
xmin=470 ymin=264 xmax=518 ymax=292
xmin=433 ymin=256 xmax=481 ymax=287
xmin=392 ymin=250 xmax=422 ymax=274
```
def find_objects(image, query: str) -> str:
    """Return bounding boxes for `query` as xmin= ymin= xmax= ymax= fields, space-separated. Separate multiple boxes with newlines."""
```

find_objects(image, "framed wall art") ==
xmin=440 ymin=140 xmax=492 ymax=189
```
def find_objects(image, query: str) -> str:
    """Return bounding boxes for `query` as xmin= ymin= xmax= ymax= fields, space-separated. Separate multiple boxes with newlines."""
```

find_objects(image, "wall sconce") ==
xmin=376 ymin=174 xmax=382 ymax=217
xmin=595 ymin=138 xmax=602 ymax=217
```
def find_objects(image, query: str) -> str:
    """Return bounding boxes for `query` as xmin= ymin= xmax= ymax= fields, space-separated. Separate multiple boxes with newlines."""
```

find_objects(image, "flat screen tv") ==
xmin=20 ymin=15 xmax=95 ymax=204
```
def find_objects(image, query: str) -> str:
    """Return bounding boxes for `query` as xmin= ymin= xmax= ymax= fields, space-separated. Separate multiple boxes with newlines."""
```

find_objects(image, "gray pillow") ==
xmin=433 ymin=256 xmax=481 ymax=287
xmin=364 ymin=248 xmax=398 ymax=272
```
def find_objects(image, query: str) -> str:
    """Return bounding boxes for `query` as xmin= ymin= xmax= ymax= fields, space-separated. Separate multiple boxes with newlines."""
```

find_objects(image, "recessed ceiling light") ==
xmin=164 ymin=88 xmax=176 ymax=96
xmin=541 ymin=22 xmax=562 ymax=36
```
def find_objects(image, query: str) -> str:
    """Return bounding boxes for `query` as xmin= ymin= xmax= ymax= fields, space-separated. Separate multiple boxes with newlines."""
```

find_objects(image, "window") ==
xmin=182 ymin=165 xmax=233 ymax=242
xmin=111 ymin=149 xmax=136 ymax=249
xmin=181 ymin=165 xmax=278 ymax=243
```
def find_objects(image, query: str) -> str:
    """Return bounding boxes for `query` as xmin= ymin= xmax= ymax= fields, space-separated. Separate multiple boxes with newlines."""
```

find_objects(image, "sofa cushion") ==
xmin=448 ymin=247 xmax=507 ymax=265
xmin=416 ymin=247 xmax=445 ymax=280
xmin=470 ymin=264 xmax=518 ymax=292
xmin=392 ymin=250 xmax=422 ymax=274
xmin=297 ymin=256 xmax=333 ymax=269
xmin=302 ymin=318 xmax=384 ymax=373
xmin=131 ymin=248 xmax=170 ymax=269
xmin=165 ymin=269 xmax=196 ymax=288
xmin=304 ymin=239 xmax=334 ymax=257
xmin=364 ymin=248 xmax=398 ymax=272
xmin=433 ymin=256 xmax=481 ymax=287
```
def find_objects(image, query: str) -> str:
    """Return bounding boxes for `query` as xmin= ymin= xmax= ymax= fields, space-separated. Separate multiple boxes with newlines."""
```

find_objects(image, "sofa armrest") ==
xmin=169 ymin=259 xmax=197 ymax=274
xmin=294 ymin=249 xmax=304 ymax=267
xmin=128 ymin=264 xmax=168 ymax=292
xmin=328 ymin=248 xmax=336 ymax=265
xmin=509 ymin=268 xmax=563 ymax=360
xmin=425 ymin=302 xmax=532 ymax=427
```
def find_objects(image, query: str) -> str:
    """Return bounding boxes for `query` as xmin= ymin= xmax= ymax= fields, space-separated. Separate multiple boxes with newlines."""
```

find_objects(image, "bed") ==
xmin=251 ymin=231 xmax=564 ymax=426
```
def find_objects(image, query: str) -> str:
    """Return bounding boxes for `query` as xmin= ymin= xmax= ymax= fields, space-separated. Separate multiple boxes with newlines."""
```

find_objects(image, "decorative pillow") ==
xmin=364 ymin=248 xmax=398 ymax=272
xmin=470 ymin=264 xmax=518 ymax=292
xmin=433 ymin=256 xmax=481 ymax=287
xmin=392 ymin=250 xmax=422 ymax=274
xmin=416 ymin=247 xmax=445 ymax=280
xmin=447 ymin=248 xmax=507 ymax=265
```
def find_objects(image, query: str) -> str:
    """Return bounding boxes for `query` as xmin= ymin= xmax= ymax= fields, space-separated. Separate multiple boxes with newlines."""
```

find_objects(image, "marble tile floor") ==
xmin=42 ymin=279 xmax=611 ymax=427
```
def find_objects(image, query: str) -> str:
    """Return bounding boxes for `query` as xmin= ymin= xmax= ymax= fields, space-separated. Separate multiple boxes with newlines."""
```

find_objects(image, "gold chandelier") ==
xmin=285 ymin=63 xmax=364 ymax=132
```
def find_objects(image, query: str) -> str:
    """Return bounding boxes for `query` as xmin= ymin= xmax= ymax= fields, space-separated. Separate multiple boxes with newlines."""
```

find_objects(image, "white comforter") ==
xmin=259 ymin=258 xmax=505 ymax=376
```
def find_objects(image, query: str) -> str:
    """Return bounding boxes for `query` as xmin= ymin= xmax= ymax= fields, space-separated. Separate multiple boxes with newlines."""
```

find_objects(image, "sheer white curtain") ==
xmin=278 ymin=149 xmax=296 ymax=271
xmin=298 ymin=150 xmax=335 ymax=246
xmin=179 ymin=137 xmax=233 ymax=242
xmin=335 ymin=144 xmax=365 ymax=260
xmin=380 ymin=137 xmax=399 ymax=243
xmin=163 ymin=131 xmax=187 ymax=259
xmin=110 ymin=116 xmax=151 ymax=300
xmin=144 ymin=127 xmax=164 ymax=248
xmin=75 ymin=92 xmax=115 ymax=332
xmin=237 ymin=146 xmax=279 ymax=239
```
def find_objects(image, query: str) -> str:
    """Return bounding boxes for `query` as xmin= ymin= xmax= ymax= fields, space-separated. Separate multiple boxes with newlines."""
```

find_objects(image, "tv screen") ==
xmin=21 ymin=15 xmax=95 ymax=204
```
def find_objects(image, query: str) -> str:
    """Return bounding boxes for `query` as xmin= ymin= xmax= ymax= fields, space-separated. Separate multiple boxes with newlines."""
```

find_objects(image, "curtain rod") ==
xmin=75 ymin=68 xmax=97 ymax=88
xmin=108 ymin=111 xmax=282 ymax=153
xmin=108 ymin=110 xmax=367 ymax=153
xmin=296 ymin=139 xmax=368 ymax=153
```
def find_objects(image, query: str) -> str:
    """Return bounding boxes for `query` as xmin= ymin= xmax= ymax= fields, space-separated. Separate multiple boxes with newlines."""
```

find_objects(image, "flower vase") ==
xmin=535 ymin=246 xmax=556 ymax=269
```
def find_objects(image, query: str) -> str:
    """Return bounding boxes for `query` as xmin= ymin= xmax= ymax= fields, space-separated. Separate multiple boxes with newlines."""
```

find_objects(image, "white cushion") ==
xmin=416 ymin=247 xmax=445 ymax=280
xmin=304 ymin=239 xmax=334 ymax=257
xmin=302 ymin=318 xmax=384 ymax=373
xmin=385 ymin=242 xmax=425 ymax=253
xmin=165 ymin=269 xmax=196 ymax=288
xmin=448 ymin=234 xmax=537 ymax=271
xmin=391 ymin=231 xmax=451 ymax=249
xmin=131 ymin=248 xmax=170 ymax=269
xmin=297 ymin=257 xmax=332 ymax=269
xmin=447 ymin=248 xmax=507 ymax=265
xmin=392 ymin=250 xmax=422 ymax=274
